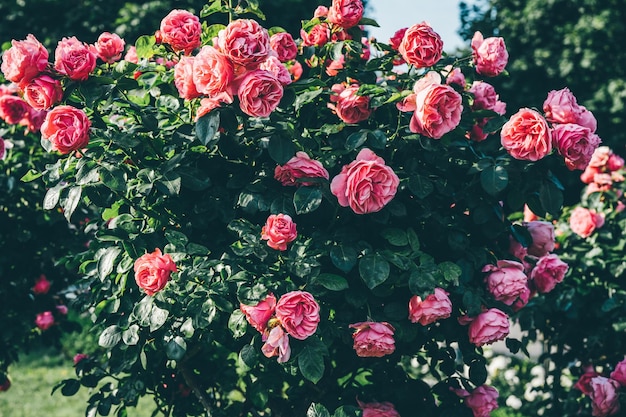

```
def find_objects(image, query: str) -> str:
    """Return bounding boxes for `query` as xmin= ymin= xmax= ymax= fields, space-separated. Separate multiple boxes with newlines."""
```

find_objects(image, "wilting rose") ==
xmin=610 ymin=358 xmax=626 ymax=387
xmin=301 ymin=23 xmax=331 ymax=47
xmin=471 ymin=31 xmax=508 ymax=77
xmin=329 ymin=83 xmax=372 ymax=124
xmin=543 ymin=87 xmax=582 ymax=125
xmin=569 ymin=207 xmax=605 ymax=238
xmin=173 ymin=56 xmax=200 ymax=99
xmin=35 ymin=311 xmax=55 ymax=331
xmin=275 ymin=291 xmax=320 ymax=340
xmin=218 ymin=19 xmax=270 ymax=68
xmin=410 ymin=83 xmax=463 ymax=139
xmin=330 ymin=148 xmax=399 ymax=214
xmin=358 ymin=400 xmax=401 ymax=417
xmin=589 ymin=377 xmax=621 ymax=417
xmin=1 ymin=34 xmax=49 ymax=84
xmin=237 ymin=69 xmax=283 ymax=117
xmin=501 ymin=108 xmax=552 ymax=161
xmin=133 ymin=248 xmax=177 ymax=296
xmin=40 ymin=105 xmax=91 ymax=154
xmin=32 ymin=274 xmax=51 ymax=295
xmin=54 ymin=37 xmax=97 ymax=81
xmin=575 ymin=370 xmax=601 ymax=395
xmin=327 ymin=0 xmax=364 ymax=29
xmin=261 ymin=213 xmax=297 ymax=251
xmin=261 ymin=325 xmax=291 ymax=363
xmin=260 ymin=56 xmax=292 ymax=86
xmin=94 ymin=32 xmax=125 ymax=63
xmin=552 ymin=123 xmax=602 ymax=171
xmin=269 ymin=32 xmax=298 ymax=62
xmin=0 ymin=95 xmax=31 ymax=125
xmin=468 ymin=308 xmax=510 ymax=346
xmin=398 ymin=22 xmax=443 ymax=68
xmin=21 ymin=74 xmax=64 ymax=110
xmin=193 ymin=46 xmax=234 ymax=97
xmin=526 ymin=221 xmax=556 ymax=257
xmin=240 ymin=293 xmax=277 ymax=333
xmin=160 ymin=10 xmax=201 ymax=54
xmin=483 ymin=260 xmax=529 ymax=305
xmin=530 ymin=254 xmax=569 ymax=293
xmin=350 ymin=321 xmax=395 ymax=357
xmin=73 ymin=353 xmax=89 ymax=366
xmin=465 ymin=385 xmax=499 ymax=417
xmin=408 ymin=288 xmax=452 ymax=325
xmin=274 ymin=152 xmax=329 ymax=186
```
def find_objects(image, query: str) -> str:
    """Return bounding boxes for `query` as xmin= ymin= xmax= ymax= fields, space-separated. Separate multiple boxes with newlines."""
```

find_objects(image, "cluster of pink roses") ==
xmin=133 ymin=248 xmax=177 ymax=296
xmin=240 ymin=291 xmax=320 ymax=363
xmin=358 ymin=399 xmax=401 ymax=417
xmin=30 ymin=274 xmax=68 ymax=331
xmin=574 ymin=358 xmax=626 ymax=417
xmin=580 ymin=146 xmax=625 ymax=194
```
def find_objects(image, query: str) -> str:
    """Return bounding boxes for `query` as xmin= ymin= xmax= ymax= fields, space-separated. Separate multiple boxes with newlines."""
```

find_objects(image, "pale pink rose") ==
xmin=389 ymin=27 xmax=408 ymax=65
xmin=173 ymin=56 xmax=200 ymax=100
xmin=469 ymin=81 xmax=505 ymax=113
xmin=301 ymin=23 xmax=331 ymax=47
xmin=56 ymin=305 xmax=68 ymax=315
xmin=399 ymin=22 xmax=443 ymax=68
xmin=35 ymin=311 xmax=55 ymax=331
xmin=0 ymin=83 xmax=18 ymax=96
xmin=330 ymin=148 xmax=399 ymax=214
xmin=237 ymin=69 xmax=283 ymax=117
xmin=270 ymin=32 xmax=298 ymax=62
xmin=468 ymin=308 xmax=510 ymax=346
xmin=21 ymin=74 xmax=64 ymax=110
xmin=471 ymin=31 xmax=508 ymax=77
xmin=530 ymin=254 xmax=568 ymax=293
xmin=575 ymin=370 xmax=600 ymax=395
xmin=327 ymin=0 xmax=364 ymax=29
xmin=543 ymin=88 xmax=582 ymax=125
xmin=218 ymin=19 xmax=270 ymax=68
xmin=325 ymin=55 xmax=345 ymax=77
xmin=124 ymin=46 xmax=139 ymax=64
xmin=358 ymin=400 xmax=401 ymax=417
xmin=240 ymin=293 xmax=277 ymax=333
xmin=570 ymin=207 xmax=605 ymax=238
xmin=275 ymin=291 xmax=320 ymax=340
xmin=412 ymin=71 xmax=442 ymax=95
xmin=610 ymin=358 xmax=626 ymax=387
xmin=94 ymin=32 xmax=125 ymax=63
xmin=314 ymin=5 xmax=329 ymax=18
xmin=501 ymin=108 xmax=552 ymax=161
xmin=409 ymin=83 xmax=463 ymax=139
xmin=524 ymin=204 xmax=539 ymax=222
xmin=260 ymin=56 xmax=292 ymax=86
xmin=73 ymin=353 xmax=89 ymax=366
xmin=1 ymin=34 xmax=49 ymax=84
xmin=396 ymin=93 xmax=416 ymax=113
xmin=261 ymin=213 xmax=297 ymax=251
xmin=350 ymin=321 xmax=396 ymax=357
xmin=133 ymin=248 xmax=177 ymax=296
xmin=445 ymin=66 xmax=466 ymax=88
xmin=22 ymin=107 xmax=48 ymax=133
xmin=578 ymin=106 xmax=598 ymax=133
xmin=54 ymin=37 xmax=97 ymax=81
xmin=0 ymin=95 xmax=31 ymax=125
xmin=32 ymin=274 xmax=51 ymax=295
xmin=589 ymin=377 xmax=621 ymax=417
xmin=408 ymin=288 xmax=452 ymax=325
xmin=483 ymin=260 xmax=529 ymax=306
xmin=194 ymin=92 xmax=234 ymax=121
xmin=552 ymin=123 xmax=602 ymax=170
xmin=40 ymin=105 xmax=91 ymax=154
xmin=329 ymin=83 xmax=372 ymax=124
xmin=193 ymin=46 xmax=234 ymax=97
xmin=526 ymin=221 xmax=556 ymax=257
xmin=274 ymin=151 xmax=329 ymax=186
xmin=160 ymin=10 xmax=201 ymax=54
xmin=465 ymin=385 xmax=499 ymax=417
xmin=261 ymin=325 xmax=291 ymax=363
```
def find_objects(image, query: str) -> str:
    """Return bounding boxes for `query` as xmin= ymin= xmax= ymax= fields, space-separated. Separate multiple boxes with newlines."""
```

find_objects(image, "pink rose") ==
xmin=469 ymin=81 xmax=505 ymax=114
xmin=21 ymin=74 xmax=64 ymax=110
xmin=408 ymin=288 xmax=452 ymax=325
xmin=160 ymin=10 xmax=201 ymax=54
xmin=269 ymin=32 xmax=298 ymax=62
xmin=173 ymin=56 xmax=200 ymax=100
xmin=35 ymin=311 xmax=55 ymax=331
xmin=261 ymin=213 xmax=297 ymax=251
xmin=274 ymin=151 xmax=329 ymax=186
xmin=275 ymin=291 xmax=320 ymax=340
xmin=56 ymin=305 xmax=68 ymax=315
xmin=32 ymin=274 xmax=51 ymax=295
xmin=193 ymin=46 xmax=234 ymax=97
xmin=465 ymin=385 xmax=499 ymax=417
xmin=288 ymin=61 xmax=303 ymax=82
xmin=471 ymin=31 xmax=508 ymax=77
xmin=445 ymin=66 xmax=466 ymax=88
xmin=358 ymin=400 xmax=401 ymax=417
xmin=330 ymin=148 xmax=399 ymax=215
xmin=54 ymin=37 xmax=97 ymax=81
xmin=301 ymin=23 xmax=331 ymax=48
xmin=124 ymin=46 xmax=139 ymax=64
xmin=329 ymin=83 xmax=372 ymax=124
xmin=260 ymin=56 xmax=292 ymax=86
xmin=398 ymin=22 xmax=443 ymax=68
xmin=501 ymin=108 xmax=552 ymax=161
xmin=261 ymin=325 xmax=291 ymax=363
xmin=40 ymin=105 xmax=91 ymax=154
xmin=610 ymin=358 xmax=626 ymax=387
xmin=468 ymin=308 xmax=510 ymax=346
xmin=530 ymin=254 xmax=569 ymax=293
xmin=240 ymin=293 xmax=277 ymax=333
xmin=350 ymin=321 xmax=396 ymax=357
xmin=327 ymin=0 xmax=364 ymax=29
xmin=325 ymin=55 xmax=345 ymax=77
xmin=133 ymin=248 xmax=177 ymax=296
xmin=0 ymin=95 xmax=31 ymax=125
xmin=218 ymin=19 xmax=270 ymax=68
xmin=608 ymin=153 xmax=625 ymax=172
xmin=483 ymin=260 xmax=529 ymax=306
xmin=94 ymin=32 xmax=125 ymax=64
xmin=552 ymin=123 xmax=602 ymax=171
xmin=0 ymin=138 xmax=6 ymax=161
xmin=578 ymin=106 xmax=598 ymax=133
xmin=543 ymin=88 xmax=582 ymax=125
xmin=409 ymin=83 xmax=463 ymax=139
xmin=569 ymin=207 xmax=605 ymax=238
xmin=21 ymin=107 xmax=47 ymax=133
xmin=1 ymin=34 xmax=49 ymax=84
xmin=575 ymin=370 xmax=601 ymax=395
xmin=589 ymin=377 xmax=621 ymax=417
xmin=195 ymin=93 xmax=233 ymax=121
xmin=526 ymin=221 xmax=556 ymax=257
xmin=237 ymin=69 xmax=283 ymax=117
xmin=73 ymin=353 xmax=89 ymax=366
xmin=314 ymin=6 xmax=329 ymax=18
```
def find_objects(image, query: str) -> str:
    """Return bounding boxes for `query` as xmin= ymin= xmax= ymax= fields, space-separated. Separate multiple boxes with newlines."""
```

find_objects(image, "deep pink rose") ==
xmin=301 ymin=23 xmax=331 ymax=47
xmin=1 ymin=34 xmax=49 ymax=84
xmin=21 ymin=74 xmax=64 ymax=110
xmin=240 ymin=293 xmax=277 ymax=333
xmin=468 ymin=308 xmax=510 ymax=346
xmin=358 ymin=400 xmax=401 ymax=417
xmin=288 ymin=61 xmax=303 ymax=82
xmin=261 ymin=325 xmax=291 ymax=363
xmin=261 ymin=213 xmax=297 ymax=251
xmin=526 ymin=220 xmax=556 ymax=257
xmin=350 ymin=321 xmax=395 ymax=357
xmin=54 ymin=37 xmax=97 ymax=81
xmin=274 ymin=151 xmax=329 ymax=186
xmin=483 ymin=260 xmax=529 ymax=306
xmin=237 ymin=69 xmax=283 ymax=117
xmin=471 ymin=31 xmax=508 ymax=77
xmin=389 ymin=27 xmax=408 ymax=65
xmin=193 ymin=46 xmax=234 ymax=97
xmin=275 ymin=291 xmax=320 ymax=340
xmin=194 ymin=93 xmax=233 ymax=121
xmin=73 ymin=353 xmax=89 ymax=366
xmin=56 ymin=305 xmax=68 ymax=315
xmin=260 ymin=56 xmax=292 ymax=86
xmin=575 ymin=370 xmax=601 ymax=395
xmin=608 ymin=153 xmax=625 ymax=171
xmin=330 ymin=148 xmax=399 ymax=214
xmin=398 ymin=22 xmax=443 ymax=68
xmin=32 ymin=274 xmax=51 ymax=295
xmin=410 ymin=83 xmax=463 ymax=139
xmin=610 ymin=358 xmax=626 ymax=387
xmin=35 ymin=311 xmax=55 ymax=331
xmin=543 ymin=88 xmax=582 ymax=125
xmin=530 ymin=254 xmax=569 ymax=293
xmin=552 ymin=123 xmax=602 ymax=171
xmin=133 ymin=248 xmax=177 ymax=296
xmin=469 ymin=81 xmax=505 ymax=114
xmin=94 ymin=32 xmax=125 ymax=64
xmin=408 ymin=288 xmax=452 ymax=325
xmin=501 ymin=108 xmax=552 ymax=161
xmin=173 ymin=56 xmax=200 ymax=100
xmin=160 ymin=10 xmax=201 ymax=54
xmin=327 ymin=0 xmax=364 ymax=29
xmin=0 ymin=95 xmax=31 ymax=125
xmin=270 ymin=32 xmax=298 ymax=62
xmin=569 ymin=207 xmax=605 ymax=238
xmin=329 ymin=83 xmax=372 ymax=124
xmin=41 ymin=105 xmax=91 ymax=154
xmin=218 ymin=19 xmax=270 ymax=68
xmin=465 ymin=385 xmax=499 ymax=417
xmin=589 ymin=377 xmax=621 ymax=417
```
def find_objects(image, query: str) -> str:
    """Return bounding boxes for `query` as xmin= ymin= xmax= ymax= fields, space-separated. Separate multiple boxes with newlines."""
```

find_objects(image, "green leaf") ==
xmin=333 ymin=406 xmax=361 ymax=417
xmin=293 ymin=187 xmax=323 ymax=214
xmin=439 ymin=261 xmax=462 ymax=285
xmin=196 ymin=111 xmax=220 ymax=147
xmin=150 ymin=305 xmax=169 ymax=332
xmin=156 ymin=174 xmax=181 ymax=196
xmin=314 ymin=273 xmax=349 ymax=291
xmin=358 ymin=17 xmax=380 ymax=27
xmin=122 ymin=325 xmax=140 ymax=345
xmin=539 ymin=181 xmax=563 ymax=216
xmin=43 ymin=185 xmax=63 ymax=210
xmin=135 ymin=35 xmax=155 ymax=60
xmin=480 ymin=165 xmax=508 ymax=195
xmin=469 ymin=359 xmax=488 ymax=386
xmin=60 ymin=379 xmax=81 ymax=396
xmin=408 ymin=268 xmax=438 ymax=295
xmin=359 ymin=253 xmax=390 ymax=289
xmin=367 ymin=129 xmax=387 ymax=149
xmin=166 ymin=336 xmax=187 ymax=361
xmin=181 ymin=318 xmax=195 ymax=338
xmin=228 ymin=310 xmax=248 ymax=338
xmin=407 ymin=228 xmax=421 ymax=252
xmin=307 ymin=403 xmax=331 ymax=417
xmin=21 ymin=169 xmax=43 ymax=182
xmin=299 ymin=346 xmax=325 ymax=383
xmin=408 ymin=175 xmax=434 ymax=199
xmin=101 ymin=167 xmax=126 ymax=193
xmin=165 ymin=229 xmax=189 ymax=248
xmin=98 ymin=325 xmax=122 ymax=348
xmin=200 ymin=0 xmax=228 ymax=17
xmin=295 ymin=88 xmax=324 ymax=111
xmin=268 ymin=135 xmax=296 ymax=164
xmin=381 ymin=228 xmax=409 ymax=246
xmin=345 ymin=130 xmax=368 ymax=151
xmin=63 ymin=186 xmax=82 ymax=222
xmin=330 ymin=245 xmax=357 ymax=273
xmin=240 ymin=344 xmax=258 ymax=368
xmin=98 ymin=247 xmax=121 ymax=280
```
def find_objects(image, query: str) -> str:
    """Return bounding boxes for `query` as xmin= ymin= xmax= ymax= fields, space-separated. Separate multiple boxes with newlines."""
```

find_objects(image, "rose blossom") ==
xmin=133 ymin=248 xmax=177 ymax=296
xmin=160 ymin=10 xmax=201 ymax=54
xmin=358 ymin=400 xmax=401 ymax=417
xmin=410 ymin=83 xmax=463 ymax=139
xmin=173 ymin=56 xmax=200 ymax=100
xmin=261 ymin=213 xmax=297 ymax=251
xmin=269 ymin=32 xmax=298 ymax=62
xmin=469 ymin=81 xmax=505 ymax=114
xmin=192 ymin=46 xmax=234 ymax=97
xmin=526 ymin=221 xmax=556 ymax=257
xmin=261 ymin=325 xmax=291 ymax=363
xmin=275 ymin=291 xmax=320 ymax=340
xmin=94 ymin=32 xmax=125 ymax=64
xmin=301 ymin=23 xmax=331 ymax=47
xmin=288 ymin=61 xmax=303 ymax=82
xmin=330 ymin=148 xmax=399 ymax=214
xmin=40 ymin=105 xmax=91 ymax=154
xmin=1 ymin=34 xmax=49 ymax=84
xmin=73 ymin=353 xmax=89 ymax=366
xmin=610 ymin=358 xmax=626 ymax=387
xmin=483 ymin=260 xmax=529 ymax=305
xmin=329 ymin=83 xmax=372 ymax=124
xmin=56 ymin=305 xmax=68 ymax=315
xmin=239 ymin=293 xmax=277 ymax=333
xmin=35 ymin=311 xmax=55 ymax=331
xmin=21 ymin=74 xmax=64 ymax=110
xmin=260 ymin=56 xmax=292 ymax=86
xmin=465 ymin=385 xmax=499 ymax=417
xmin=325 ymin=55 xmax=345 ymax=77
xmin=21 ymin=107 xmax=47 ymax=133
xmin=389 ymin=27 xmax=408 ymax=65
xmin=327 ymin=0 xmax=364 ymax=29
xmin=54 ymin=37 xmax=97 ymax=81
xmin=501 ymin=108 xmax=552 ymax=161
xmin=569 ymin=207 xmax=605 ymax=238
xmin=575 ymin=370 xmax=601 ymax=395
xmin=552 ymin=123 xmax=602 ymax=170
xmin=350 ymin=321 xmax=395 ymax=357
xmin=218 ymin=19 xmax=270 ymax=68
xmin=608 ymin=153 xmax=625 ymax=171
xmin=32 ymin=274 xmax=51 ymax=295
xmin=398 ymin=22 xmax=443 ymax=68
xmin=589 ymin=377 xmax=621 ymax=417
xmin=274 ymin=151 xmax=329 ymax=186
xmin=530 ymin=254 xmax=569 ymax=293
xmin=408 ymin=288 xmax=453 ymax=325
xmin=471 ymin=31 xmax=508 ymax=77
xmin=195 ymin=93 xmax=233 ymax=121
xmin=237 ymin=69 xmax=284 ymax=117
xmin=124 ymin=46 xmax=139 ymax=64
xmin=543 ymin=87 xmax=582 ymax=125
xmin=0 ymin=138 xmax=6 ymax=160
xmin=468 ymin=308 xmax=510 ymax=346
xmin=445 ymin=66 xmax=466 ymax=88
xmin=0 ymin=95 xmax=31 ymax=125
xmin=578 ymin=106 xmax=598 ymax=132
